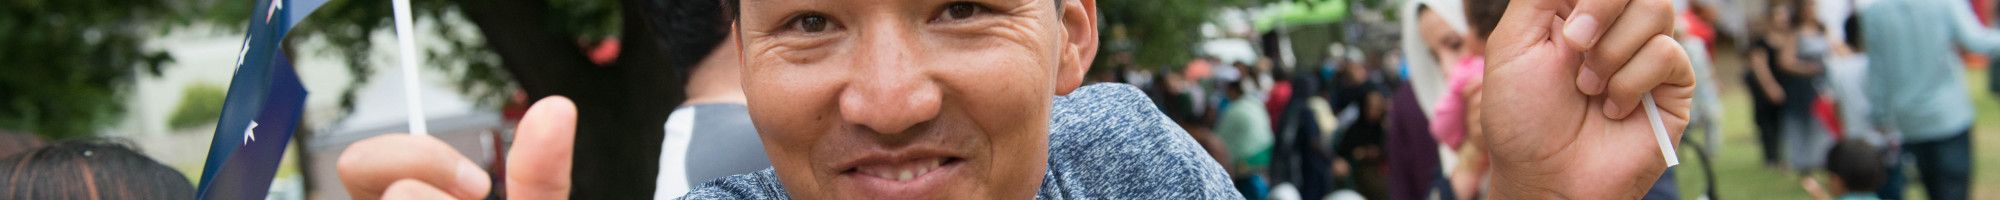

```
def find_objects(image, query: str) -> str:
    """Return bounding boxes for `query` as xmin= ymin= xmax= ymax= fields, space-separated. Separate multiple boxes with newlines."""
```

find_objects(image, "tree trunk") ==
xmin=457 ymin=0 xmax=682 ymax=197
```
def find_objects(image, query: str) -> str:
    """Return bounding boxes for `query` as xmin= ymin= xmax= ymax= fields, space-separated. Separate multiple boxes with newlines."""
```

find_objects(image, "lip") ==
xmin=832 ymin=149 xmax=967 ymax=198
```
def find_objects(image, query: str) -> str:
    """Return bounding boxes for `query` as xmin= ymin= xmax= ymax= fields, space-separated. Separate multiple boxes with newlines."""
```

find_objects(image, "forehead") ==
xmin=1418 ymin=12 xmax=1461 ymax=36
xmin=738 ymin=0 xmax=1047 ymax=9
xmin=739 ymin=0 xmax=1043 ymax=3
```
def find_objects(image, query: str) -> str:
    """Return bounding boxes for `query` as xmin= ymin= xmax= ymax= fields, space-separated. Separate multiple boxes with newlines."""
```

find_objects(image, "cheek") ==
xmin=939 ymin=53 xmax=1049 ymax=136
xmin=933 ymin=57 xmax=1053 ymax=199
xmin=741 ymin=45 xmax=848 ymax=178
xmin=922 ymin=27 xmax=1057 ymax=194
xmin=925 ymin=24 xmax=1060 ymax=134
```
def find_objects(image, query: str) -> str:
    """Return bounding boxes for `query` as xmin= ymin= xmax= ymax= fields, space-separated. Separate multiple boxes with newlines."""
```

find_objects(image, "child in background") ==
xmin=1807 ymin=139 xmax=1887 ymax=200
xmin=0 ymin=140 xmax=194 ymax=199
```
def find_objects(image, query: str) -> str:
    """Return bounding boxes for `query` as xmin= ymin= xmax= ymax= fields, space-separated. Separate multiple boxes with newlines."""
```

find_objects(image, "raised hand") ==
xmin=1479 ymin=0 xmax=1694 ymax=198
xmin=338 ymin=97 xmax=577 ymax=200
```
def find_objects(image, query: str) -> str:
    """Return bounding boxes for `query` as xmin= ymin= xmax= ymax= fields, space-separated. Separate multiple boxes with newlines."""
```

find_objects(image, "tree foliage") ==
xmin=289 ymin=0 xmax=682 ymax=196
xmin=1096 ymin=0 xmax=1213 ymax=69
xmin=1092 ymin=0 xmax=1397 ymax=71
xmin=0 ymin=0 xmax=238 ymax=138
xmin=285 ymin=0 xmax=628 ymax=111
xmin=168 ymin=83 xmax=228 ymax=131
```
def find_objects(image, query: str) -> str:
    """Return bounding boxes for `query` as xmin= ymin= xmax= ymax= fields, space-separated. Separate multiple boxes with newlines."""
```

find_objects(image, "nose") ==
xmin=839 ymin=24 xmax=942 ymax=135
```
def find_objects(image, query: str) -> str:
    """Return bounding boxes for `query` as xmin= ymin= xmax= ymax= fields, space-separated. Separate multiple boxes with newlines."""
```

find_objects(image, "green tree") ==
xmin=167 ymin=83 xmax=229 ymax=131
xmin=1092 ymin=0 xmax=1395 ymax=72
xmin=1096 ymin=0 xmax=1213 ymax=69
xmin=0 ymin=0 xmax=248 ymax=139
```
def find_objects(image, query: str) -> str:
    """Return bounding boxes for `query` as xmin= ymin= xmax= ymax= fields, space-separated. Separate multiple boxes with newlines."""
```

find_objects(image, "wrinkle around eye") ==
xmin=762 ymin=36 xmax=836 ymax=65
xmin=923 ymin=15 xmax=1042 ymax=54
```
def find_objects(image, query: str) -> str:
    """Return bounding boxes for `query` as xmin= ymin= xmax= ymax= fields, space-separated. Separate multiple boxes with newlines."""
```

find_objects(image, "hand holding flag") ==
xmin=1479 ymin=0 xmax=1694 ymax=198
xmin=338 ymin=97 xmax=578 ymax=200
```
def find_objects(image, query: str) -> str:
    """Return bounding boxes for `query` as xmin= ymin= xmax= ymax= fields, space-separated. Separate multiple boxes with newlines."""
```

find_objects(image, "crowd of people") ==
xmin=1089 ymin=0 xmax=1996 ymax=199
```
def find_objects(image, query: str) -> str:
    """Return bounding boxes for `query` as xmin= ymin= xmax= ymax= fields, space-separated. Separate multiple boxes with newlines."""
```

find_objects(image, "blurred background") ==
xmin=3 ymin=0 xmax=1998 ymax=199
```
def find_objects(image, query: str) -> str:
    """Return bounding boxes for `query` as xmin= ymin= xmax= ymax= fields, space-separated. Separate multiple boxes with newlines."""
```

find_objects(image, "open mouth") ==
xmin=843 ymin=157 xmax=964 ymax=182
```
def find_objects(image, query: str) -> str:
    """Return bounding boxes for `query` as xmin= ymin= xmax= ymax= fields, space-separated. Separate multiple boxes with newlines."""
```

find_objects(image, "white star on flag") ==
xmin=265 ymin=0 xmax=283 ymax=23
xmin=243 ymin=121 xmax=259 ymax=145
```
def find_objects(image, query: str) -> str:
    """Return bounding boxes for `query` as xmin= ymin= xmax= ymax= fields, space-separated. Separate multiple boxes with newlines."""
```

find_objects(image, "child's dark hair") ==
xmin=1825 ymin=139 xmax=1885 ymax=192
xmin=0 ymin=139 xmax=194 ymax=199
xmin=1463 ymin=0 xmax=1510 ymax=39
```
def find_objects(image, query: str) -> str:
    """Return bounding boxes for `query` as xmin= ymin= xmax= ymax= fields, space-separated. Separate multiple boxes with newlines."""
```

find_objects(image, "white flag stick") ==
xmin=391 ymin=0 xmax=428 ymax=136
xmin=1643 ymin=93 xmax=1678 ymax=167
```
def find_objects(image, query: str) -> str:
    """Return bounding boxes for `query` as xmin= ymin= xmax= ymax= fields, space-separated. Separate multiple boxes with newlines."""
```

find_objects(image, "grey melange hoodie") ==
xmin=675 ymin=84 xmax=1242 ymax=199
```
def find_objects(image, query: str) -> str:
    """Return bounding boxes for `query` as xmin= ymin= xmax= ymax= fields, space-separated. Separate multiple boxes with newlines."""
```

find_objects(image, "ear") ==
xmin=1055 ymin=0 xmax=1099 ymax=95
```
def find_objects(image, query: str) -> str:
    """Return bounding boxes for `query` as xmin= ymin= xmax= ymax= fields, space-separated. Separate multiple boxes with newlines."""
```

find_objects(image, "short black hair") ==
xmin=1463 ymin=0 xmax=1509 ymax=39
xmin=640 ymin=0 xmax=734 ymax=74
xmin=723 ymin=0 xmax=1065 ymax=21
xmin=1825 ymin=139 xmax=1885 ymax=192
xmin=0 ymin=139 xmax=193 ymax=199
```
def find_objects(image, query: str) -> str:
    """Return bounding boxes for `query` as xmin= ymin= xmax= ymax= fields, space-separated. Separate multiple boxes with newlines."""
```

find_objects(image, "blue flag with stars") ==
xmin=195 ymin=0 xmax=324 ymax=198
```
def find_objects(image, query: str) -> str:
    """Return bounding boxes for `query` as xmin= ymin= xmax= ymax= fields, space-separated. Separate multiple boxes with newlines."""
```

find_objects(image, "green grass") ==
xmin=1671 ymin=68 xmax=2000 ymax=200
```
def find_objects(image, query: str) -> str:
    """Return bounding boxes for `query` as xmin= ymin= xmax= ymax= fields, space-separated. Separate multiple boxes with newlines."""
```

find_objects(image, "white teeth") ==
xmin=858 ymin=158 xmax=949 ymax=182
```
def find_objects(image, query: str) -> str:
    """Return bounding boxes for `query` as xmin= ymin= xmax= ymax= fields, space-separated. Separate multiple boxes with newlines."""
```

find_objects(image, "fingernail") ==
xmin=1564 ymin=15 xmax=1601 ymax=49
xmin=1578 ymin=68 xmax=1604 ymax=95
xmin=1603 ymin=99 xmax=1623 ymax=119
xmin=455 ymin=161 xmax=492 ymax=195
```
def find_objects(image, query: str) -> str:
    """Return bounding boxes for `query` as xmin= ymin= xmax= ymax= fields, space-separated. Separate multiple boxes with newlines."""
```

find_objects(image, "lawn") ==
xmin=1671 ymin=67 xmax=2000 ymax=200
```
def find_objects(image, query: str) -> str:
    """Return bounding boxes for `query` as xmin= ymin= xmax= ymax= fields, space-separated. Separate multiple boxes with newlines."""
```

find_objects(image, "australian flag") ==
xmin=195 ymin=0 xmax=325 ymax=198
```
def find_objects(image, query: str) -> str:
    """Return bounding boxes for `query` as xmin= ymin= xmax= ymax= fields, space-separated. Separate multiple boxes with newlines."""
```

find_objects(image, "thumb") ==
xmin=1561 ymin=0 xmax=1633 ymax=51
xmin=507 ymin=96 xmax=577 ymax=199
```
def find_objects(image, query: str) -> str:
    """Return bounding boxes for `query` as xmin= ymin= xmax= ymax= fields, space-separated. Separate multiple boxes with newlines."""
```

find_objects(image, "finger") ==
xmin=1602 ymin=36 xmax=1693 ymax=119
xmin=1563 ymin=0 xmax=1634 ymax=51
xmin=338 ymin=135 xmax=492 ymax=200
xmin=1577 ymin=66 xmax=1607 ymax=95
xmin=506 ymin=96 xmax=578 ymax=199
xmin=1576 ymin=0 xmax=1677 ymax=95
xmin=1488 ymin=0 xmax=1573 ymax=58
xmin=382 ymin=179 xmax=458 ymax=200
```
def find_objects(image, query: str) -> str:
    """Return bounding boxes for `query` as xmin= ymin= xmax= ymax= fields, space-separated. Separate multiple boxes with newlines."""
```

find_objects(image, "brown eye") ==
xmin=792 ymin=15 xmax=830 ymax=33
xmin=1444 ymin=37 xmax=1463 ymax=49
xmin=938 ymin=3 xmax=984 ymax=22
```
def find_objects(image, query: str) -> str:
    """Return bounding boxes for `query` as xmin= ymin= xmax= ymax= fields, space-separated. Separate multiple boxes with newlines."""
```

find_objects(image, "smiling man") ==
xmin=697 ymin=0 xmax=1239 ymax=198
xmin=335 ymin=0 xmax=1238 ymax=199
xmin=335 ymin=0 xmax=1694 ymax=199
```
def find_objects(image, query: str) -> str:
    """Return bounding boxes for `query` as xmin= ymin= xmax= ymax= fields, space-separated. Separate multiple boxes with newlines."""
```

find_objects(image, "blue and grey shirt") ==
xmin=1861 ymin=0 xmax=2000 ymax=140
xmin=657 ymin=104 xmax=770 ymax=199
xmin=677 ymin=84 xmax=1242 ymax=199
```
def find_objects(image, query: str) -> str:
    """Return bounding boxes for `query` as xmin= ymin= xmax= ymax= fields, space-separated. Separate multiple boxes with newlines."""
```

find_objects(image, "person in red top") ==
xmin=1260 ymin=58 xmax=1294 ymax=121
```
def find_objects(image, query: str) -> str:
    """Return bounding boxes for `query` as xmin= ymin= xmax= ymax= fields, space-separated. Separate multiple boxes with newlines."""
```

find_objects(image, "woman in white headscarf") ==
xmin=1399 ymin=0 xmax=1494 ymax=199
xmin=1399 ymin=0 xmax=1469 ymax=118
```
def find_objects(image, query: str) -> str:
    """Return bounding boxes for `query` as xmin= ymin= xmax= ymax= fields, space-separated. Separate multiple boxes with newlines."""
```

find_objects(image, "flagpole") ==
xmin=390 ymin=0 xmax=428 ymax=136
xmin=1643 ymin=93 xmax=1677 ymax=167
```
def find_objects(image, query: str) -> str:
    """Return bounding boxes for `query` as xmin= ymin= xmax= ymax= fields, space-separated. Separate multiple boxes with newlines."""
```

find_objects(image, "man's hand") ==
xmin=1481 ymin=0 xmax=1694 ymax=198
xmin=338 ymin=97 xmax=578 ymax=199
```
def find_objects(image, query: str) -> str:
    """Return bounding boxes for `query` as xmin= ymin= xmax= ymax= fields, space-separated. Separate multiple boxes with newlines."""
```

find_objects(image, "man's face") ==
xmin=735 ymin=0 xmax=1096 ymax=199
